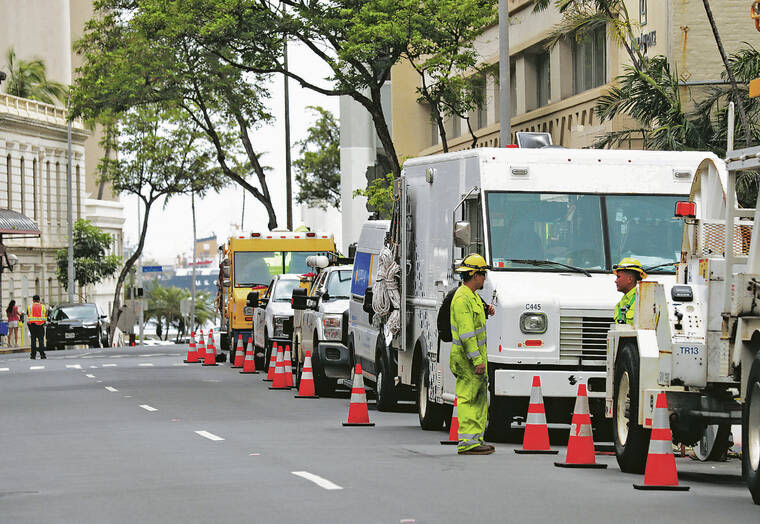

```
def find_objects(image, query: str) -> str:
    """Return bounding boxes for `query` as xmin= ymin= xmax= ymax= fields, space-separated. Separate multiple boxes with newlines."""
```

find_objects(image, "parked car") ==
xmin=46 ymin=303 xmax=109 ymax=349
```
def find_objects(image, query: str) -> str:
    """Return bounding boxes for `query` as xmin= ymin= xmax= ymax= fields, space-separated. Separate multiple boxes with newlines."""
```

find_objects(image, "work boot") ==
xmin=483 ymin=444 xmax=495 ymax=451
xmin=458 ymin=445 xmax=495 ymax=455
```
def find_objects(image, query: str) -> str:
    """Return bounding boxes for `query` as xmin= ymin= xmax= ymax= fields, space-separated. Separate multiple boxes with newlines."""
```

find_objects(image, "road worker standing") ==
xmin=613 ymin=258 xmax=647 ymax=326
xmin=450 ymin=254 xmax=495 ymax=455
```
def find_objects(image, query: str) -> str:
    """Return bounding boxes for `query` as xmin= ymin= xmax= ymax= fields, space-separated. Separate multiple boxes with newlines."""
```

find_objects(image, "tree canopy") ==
xmin=294 ymin=106 xmax=340 ymax=209
xmin=56 ymin=219 xmax=121 ymax=296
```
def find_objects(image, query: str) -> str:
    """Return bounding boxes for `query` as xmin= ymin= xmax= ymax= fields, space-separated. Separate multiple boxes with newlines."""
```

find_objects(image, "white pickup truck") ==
xmin=252 ymin=273 xmax=302 ymax=369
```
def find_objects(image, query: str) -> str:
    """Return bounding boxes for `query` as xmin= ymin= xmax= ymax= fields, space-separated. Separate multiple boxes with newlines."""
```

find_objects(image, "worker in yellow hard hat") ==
xmin=450 ymin=253 xmax=496 ymax=455
xmin=612 ymin=258 xmax=647 ymax=326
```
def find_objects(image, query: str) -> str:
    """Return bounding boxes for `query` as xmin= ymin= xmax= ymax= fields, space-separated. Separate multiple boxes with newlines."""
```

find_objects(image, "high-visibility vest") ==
xmin=27 ymin=303 xmax=47 ymax=325
xmin=614 ymin=288 xmax=636 ymax=325
xmin=449 ymin=285 xmax=487 ymax=375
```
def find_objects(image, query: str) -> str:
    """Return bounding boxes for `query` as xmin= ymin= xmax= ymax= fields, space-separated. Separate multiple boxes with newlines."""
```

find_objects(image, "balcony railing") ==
xmin=0 ymin=93 xmax=84 ymax=129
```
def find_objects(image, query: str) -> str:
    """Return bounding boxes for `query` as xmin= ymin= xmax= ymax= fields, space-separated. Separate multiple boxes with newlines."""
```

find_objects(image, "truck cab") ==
xmin=252 ymin=273 xmax=302 ymax=368
xmin=292 ymin=260 xmax=353 ymax=395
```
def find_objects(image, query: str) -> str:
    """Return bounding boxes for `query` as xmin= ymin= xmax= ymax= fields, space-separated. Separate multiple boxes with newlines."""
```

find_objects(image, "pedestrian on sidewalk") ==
xmin=27 ymin=295 xmax=47 ymax=359
xmin=6 ymin=300 xmax=20 ymax=347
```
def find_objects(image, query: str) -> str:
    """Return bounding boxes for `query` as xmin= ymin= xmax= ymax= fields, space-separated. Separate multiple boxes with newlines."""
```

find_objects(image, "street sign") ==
xmin=180 ymin=298 xmax=191 ymax=317
xmin=142 ymin=265 xmax=163 ymax=273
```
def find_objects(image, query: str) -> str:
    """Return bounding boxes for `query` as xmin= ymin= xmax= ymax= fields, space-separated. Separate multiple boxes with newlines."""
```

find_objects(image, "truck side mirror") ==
xmin=221 ymin=258 xmax=230 ymax=279
xmin=363 ymin=287 xmax=374 ymax=314
xmin=246 ymin=292 xmax=259 ymax=308
xmin=291 ymin=288 xmax=308 ymax=310
xmin=283 ymin=318 xmax=293 ymax=336
xmin=453 ymin=221 xmax=471 ymax=247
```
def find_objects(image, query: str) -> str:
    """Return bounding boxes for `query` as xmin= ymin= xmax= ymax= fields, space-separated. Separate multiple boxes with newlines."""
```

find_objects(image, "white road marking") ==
xmin=0 ymin=368 xmax=9 ymax=371
xmin=105 ymin=386 xmax=118 ymax=392
xmin=123 ymin=395 xmax=132 ymax=398
xmin=102 ymin=364 xmax=117 ymax=367
xmin=291 ymin=471 xmax=343 ymax=490
xmin=173 ymin=363 xmax=188 ymax=366
xmin=194 ymin=430 xmax=224 ymax=441
xmin=66 ymin=364 xmax=82 ymax=369
xmin=139 ymin=404 xmax=157 ymax=412
xmin=85 ymin=374 xmax=96 ymax=378
xmin=30 ymin=366 xmax=45 ymax=370
xmin=138 ymin=363 xmax=154 ymax=367
xmin=89 ymin=366 xmax=98 ymax=369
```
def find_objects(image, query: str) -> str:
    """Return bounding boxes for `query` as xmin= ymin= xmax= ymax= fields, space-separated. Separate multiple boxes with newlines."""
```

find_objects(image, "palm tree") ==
xmin=3 ymin=46 xmax=67 ymax=105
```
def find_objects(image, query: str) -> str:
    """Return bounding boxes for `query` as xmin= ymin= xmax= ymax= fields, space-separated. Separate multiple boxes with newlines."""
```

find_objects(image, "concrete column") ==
xmin=550 ymin=39 xmax=574 ymax=103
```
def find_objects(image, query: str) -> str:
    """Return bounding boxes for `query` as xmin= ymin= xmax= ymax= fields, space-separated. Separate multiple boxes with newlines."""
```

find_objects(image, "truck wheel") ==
xmin=375 ymin=344 xmax=397 ymax=412
xmin=417 ymin=357 xmax=443 ymax=430
xmin=263 ymin=332 xmax=272 ymax=371
xmin=693 ymin=424 xmax=732 ymax=461
xmin=613 ymin=341 xmax=651 ymax=474
xmin=743 ymin=353 xmax=760 ymax=504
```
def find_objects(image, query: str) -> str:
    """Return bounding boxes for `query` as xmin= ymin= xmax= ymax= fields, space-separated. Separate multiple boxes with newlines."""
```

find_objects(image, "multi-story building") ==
xmin=392 ymin=0 xmax=755 ymax=158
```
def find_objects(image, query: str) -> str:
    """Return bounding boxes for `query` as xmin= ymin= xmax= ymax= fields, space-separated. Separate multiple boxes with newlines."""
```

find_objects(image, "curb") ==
xmin=0 ymin=347 xmax=31 ymax=354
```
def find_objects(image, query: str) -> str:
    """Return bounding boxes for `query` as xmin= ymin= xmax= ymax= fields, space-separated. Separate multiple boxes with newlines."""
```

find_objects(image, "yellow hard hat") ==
xmin=613 ymin=257 xmax=647 ymax=280
xmin=455 ymin=253 xmax=491 ymax=274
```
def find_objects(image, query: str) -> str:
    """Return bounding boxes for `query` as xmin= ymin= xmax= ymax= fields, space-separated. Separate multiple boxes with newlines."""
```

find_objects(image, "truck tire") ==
xmin=417 ymin=356 xmax=444 ymax=430
xmin=693 ymin=424 xmax=732 ymax=461
xmin=613 ymin=341 xmax=651 ymax=474
xmin=375 ymin=339 xmax=397 ymax=412
xmin=743 ymin=353 xmax=760 ymax=504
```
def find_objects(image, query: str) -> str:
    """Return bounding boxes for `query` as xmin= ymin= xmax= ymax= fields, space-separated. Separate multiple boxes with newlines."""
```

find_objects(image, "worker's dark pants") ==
xmin=29 ymin=324 xmax=46 ymax=359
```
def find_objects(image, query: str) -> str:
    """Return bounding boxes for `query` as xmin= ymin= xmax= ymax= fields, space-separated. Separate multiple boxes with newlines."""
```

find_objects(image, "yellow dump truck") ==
xmin=217 ymin=231 xmax=336 ymax=366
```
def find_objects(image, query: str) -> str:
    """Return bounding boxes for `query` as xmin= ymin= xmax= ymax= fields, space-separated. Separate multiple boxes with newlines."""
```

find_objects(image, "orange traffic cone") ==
xmin=515 ymin=376 xmax=558 ymax=454
xmin=343 ymin=364 xmax=374 ymax=427
xmin=295 ymin=350 xmax=319 ymax=398
xmin=184 ymin=332 xmax=198 ymax=363
xmin=196 ymin=329 xmax=206 ymax=363
xmin=264 ymin=343 xmax=278 ymax=382
xmin=239 ymin=341 xmax=258 ymax=374
xmin=441 ymin=398 xmax=459 ymax=445
xmin=268 ymin=345 xmax=288 ymax=389
xmin=283 ymin=345 xmax=294 ymax=388
xmin=202 ymin=332 xmax=218 ymax=366
xmin=633 ymin=392 xmax=689 ymax=491
xmin=232 ymin=335 xmax=245 ymax=368
xmin=555 ymin=384 xmax=607 ymax=469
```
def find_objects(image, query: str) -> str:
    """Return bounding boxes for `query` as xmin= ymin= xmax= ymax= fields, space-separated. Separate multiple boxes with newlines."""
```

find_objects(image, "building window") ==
xmin=76 ymin=165 xmax=81 ymax=219
xmin=33 ymin=158 xmax=38 ymax=221
xmin=46 ymin=161 xmax=52 ymax=224
xmin=640 ymin=0 xmax=647 ymax=25
xmin=6 ymin=155 xmax=12 ymax=210
xmin=573 ymin=25 xmax=606 ymax=94
xmin=537 ymin=51 xmax=551 ymax=108
xmin=56 ymin=162 xmax=62 ymax=224
xmin=19 ymin=157 xmax=25 ymax=215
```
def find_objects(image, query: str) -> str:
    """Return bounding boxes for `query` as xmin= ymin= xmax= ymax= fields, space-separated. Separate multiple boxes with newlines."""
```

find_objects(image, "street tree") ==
xmin=3 ymin=46 xmax=67 ymax=104
xmin=55 ymin=219 xmax=121 ymax=301
xmin=294 ymin=106 xmax=340 ymax=210
xmin=72 ymin=0 xmax=283 ymax=228
xmin=99 ymin=105 xmax=225 ymax=344
xmin=404 ymin=0 xmax=497 ymax=151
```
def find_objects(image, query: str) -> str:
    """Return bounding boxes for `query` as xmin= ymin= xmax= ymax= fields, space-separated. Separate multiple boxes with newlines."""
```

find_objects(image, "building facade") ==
xmin=391 ymin=0 xmax=755 ymax=158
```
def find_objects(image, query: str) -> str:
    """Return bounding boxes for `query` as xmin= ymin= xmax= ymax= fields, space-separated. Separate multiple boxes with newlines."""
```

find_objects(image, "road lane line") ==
xmin=66 ymin=364 xmax=82 ymax=369
xmin=89 ymin=366 xmax=98 ymax=369
xmin=105 ymin=386 xmax=118 ymax=392
xmin=0 ymin=368 xmax=9 ymax=371
xmin=139 ymin=363 xmax=154 ymax=367
xmin=85 ymin=374 xmax=96 ymax=378
xmin=30 ymin=366 xmax=45 ymax=370
xmin=194 ymin=430 xmax=224 ymax=441
xmin=139 ymin=405 xmax=157 ymax=412
xmin=102 ymin=364 xmax=117 ymax=367
xmin=291 ymin=471 xmax=343 ymax=490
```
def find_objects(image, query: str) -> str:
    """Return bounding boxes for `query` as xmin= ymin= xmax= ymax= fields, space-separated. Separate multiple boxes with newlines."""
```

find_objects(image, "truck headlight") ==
xmin=322 ymin=314 xmax=342 ymax=341
xmin=520 ymin=312 xmax=547 ymax=334
xmin=273 ymin=316 xmax=289 ymax=338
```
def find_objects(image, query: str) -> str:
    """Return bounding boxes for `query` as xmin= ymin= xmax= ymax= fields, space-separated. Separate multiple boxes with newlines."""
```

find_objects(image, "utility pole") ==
xmin=66 ymin=105 xmax=74 ymax=302
xmin=284 ymin=38 xmax=293 ymax=230
xmin=137 ymin=199 xmax=144 ymax=346
xmin=191 ymin=192 xmax=197 ymax=333
xmin=498 ymin=0 xmax=511 ymax=147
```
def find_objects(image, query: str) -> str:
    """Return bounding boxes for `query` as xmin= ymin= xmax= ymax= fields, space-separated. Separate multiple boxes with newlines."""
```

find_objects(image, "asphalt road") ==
xmin=1 ymin=344 xmax=758 ymax=524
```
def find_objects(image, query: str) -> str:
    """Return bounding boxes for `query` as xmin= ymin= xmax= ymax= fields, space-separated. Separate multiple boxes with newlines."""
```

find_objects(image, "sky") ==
xmin=121 ymin=42 xmax=339 ymax=265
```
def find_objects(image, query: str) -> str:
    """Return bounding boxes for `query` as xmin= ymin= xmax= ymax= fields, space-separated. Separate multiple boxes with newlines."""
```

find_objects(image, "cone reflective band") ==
xmin=633 ymin=392 xmax=689 ymax=491
xmin=555 ymin=384 xmax=607 ymax=469
xmin=196 ymin=330 xmax=206 ymax=362
xmin=240 ymin=340 xmax=258 ymax=374
xmin=264 ymin=343 xmax=278 ymax=382
xmin=268 ymin=345 xmax=288 ymax=389
xmin=441 ymin=398 xmax=459 ymax=445
xmin=232 ymin=335 xmax=245 ymax=368
xmin=283 ymin=345 xmax=294 ymax=388
xmin=295 ymin=350 xmax=319 ymax=398
xmin=343 ymin=364 xmax=374 ymax=426
xmin=184 ymin=332 xmax=199 ymax=363
xmin=515 ymin=376 xmax=558 ymax=454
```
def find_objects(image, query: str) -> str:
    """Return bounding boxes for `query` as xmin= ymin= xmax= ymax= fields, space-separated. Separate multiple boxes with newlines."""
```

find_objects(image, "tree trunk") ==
xmin=701 ymin=0 xmax=752 ymax=147
xmin=364 ymin=85 xmax=401 ymax=177
xmin=107 ymin=198 xmax=153 ymax=346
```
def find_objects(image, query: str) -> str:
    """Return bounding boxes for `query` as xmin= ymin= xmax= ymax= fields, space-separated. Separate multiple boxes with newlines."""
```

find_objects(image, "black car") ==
xmin=46 ymin=303 xmax=110 ymax=349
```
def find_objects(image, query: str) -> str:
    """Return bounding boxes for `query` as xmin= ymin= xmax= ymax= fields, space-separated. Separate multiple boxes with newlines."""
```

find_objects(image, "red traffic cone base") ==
xmin=515 ymin=376 xmax=558 ymax=455
xmin=295 ymin=350 xmax=319 ymax=398
xmin=633 ymin=392 xmax=689 ymax=491
xmin=343 ymin=364 xmax=374 ymax=426
xmin=441 ymin=398 xmax=459 ymax=445
xmin=555 ymin=384 xmax=607 ymax=469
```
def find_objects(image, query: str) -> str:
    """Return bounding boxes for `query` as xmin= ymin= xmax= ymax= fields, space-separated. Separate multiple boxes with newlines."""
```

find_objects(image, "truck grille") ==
xmin=559 ymin=315 xmax=613 ymax=366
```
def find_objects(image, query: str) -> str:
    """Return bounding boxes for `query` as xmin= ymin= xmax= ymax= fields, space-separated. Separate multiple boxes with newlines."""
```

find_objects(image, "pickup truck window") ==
xmin=325 ymin=270 xmax=352 ymax=298
xmin=234 ymin=251 xmax=331 ymax=287
xmin=273 ymin=279 xmax=301 ymax=301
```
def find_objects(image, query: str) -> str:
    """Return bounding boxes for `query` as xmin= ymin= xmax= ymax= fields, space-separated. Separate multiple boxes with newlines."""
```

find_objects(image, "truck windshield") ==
xmin=273 ymin=279 xmax=301 ymax=301
xmin=234 ymin=251 xmax=331 ymax=287
xmin=325 ymin=270 xmax=353 ymax=298
xmin=486 ymin=192 xmax=682 ymax=273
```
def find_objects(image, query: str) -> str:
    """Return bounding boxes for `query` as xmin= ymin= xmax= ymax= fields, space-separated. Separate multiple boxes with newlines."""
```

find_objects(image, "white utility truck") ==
xmin=606 ymin=146 xmax=759 ymax=503
xmin=251 ymin=274 xmax=302 ymax=369
xmin=362 ymin=146 xmax=719 ymax=439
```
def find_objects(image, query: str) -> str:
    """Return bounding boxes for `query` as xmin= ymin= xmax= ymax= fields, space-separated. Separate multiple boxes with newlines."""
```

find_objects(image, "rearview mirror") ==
xmin=453 ymin=221 xmax=471 ymax=248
